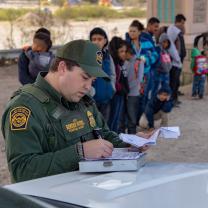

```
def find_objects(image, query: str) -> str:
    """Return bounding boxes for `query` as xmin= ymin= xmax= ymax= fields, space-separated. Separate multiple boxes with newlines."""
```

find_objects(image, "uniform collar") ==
xmin=35 ymin=72 xmax=68 ymax=106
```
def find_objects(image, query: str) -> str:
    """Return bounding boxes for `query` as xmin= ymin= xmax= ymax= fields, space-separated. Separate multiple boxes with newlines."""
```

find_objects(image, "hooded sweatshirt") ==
xmin=167 ymin=25 xmax=182 ymax=68
xmin=25 ymin=49 xmax=54 ymax=79
xmin=145 ymin=86 xmax=173 ymax=128
xmin=125 ymin=31 xmax=159 ymax=74
xmin=156 ymin=33 xmax=172 ymax=73
xmin=90 ymin=29 xmax=116 ymax=104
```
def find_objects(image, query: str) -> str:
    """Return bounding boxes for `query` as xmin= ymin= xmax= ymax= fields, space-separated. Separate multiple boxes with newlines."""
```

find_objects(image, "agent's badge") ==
xmin=10 ymin=106 xmax=31 ymax=131
xmin=87 ymin=111 xmax=96 ymax=128
xmin=96 ymin=51 xmax=103 ymax=65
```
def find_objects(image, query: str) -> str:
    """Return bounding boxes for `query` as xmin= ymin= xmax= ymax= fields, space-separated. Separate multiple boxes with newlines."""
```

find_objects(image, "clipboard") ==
xmin=79 ymin=148 xmax=146 ymax=173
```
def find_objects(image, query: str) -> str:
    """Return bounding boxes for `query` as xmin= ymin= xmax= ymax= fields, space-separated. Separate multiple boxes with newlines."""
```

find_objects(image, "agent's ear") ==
xmin=57 ymin=61 xmax=67 ymax=75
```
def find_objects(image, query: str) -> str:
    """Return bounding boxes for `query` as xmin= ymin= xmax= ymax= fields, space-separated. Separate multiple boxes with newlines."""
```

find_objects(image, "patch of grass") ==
xmin=0 ymin=6 xmax=146 ymax=22
xmin=0 ymin=8 xmax=35 ymax=21
xmin=55 ymin=5 xmax=146 ymax=20
xmin=122 ymin=8 xmax=146 ymax=18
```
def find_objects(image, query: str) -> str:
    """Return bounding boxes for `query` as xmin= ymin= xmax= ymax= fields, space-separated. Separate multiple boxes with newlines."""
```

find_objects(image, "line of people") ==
xmin=4 ymin=14 xmax=208 ymax=182
xmin=18 ymin=14 xmax=201 ymax=136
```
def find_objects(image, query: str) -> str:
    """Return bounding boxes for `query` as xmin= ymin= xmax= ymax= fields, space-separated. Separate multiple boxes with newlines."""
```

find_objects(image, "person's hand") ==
xmin=22 ymin=45 xmax=30 ymax=51
xmin=166 ymin=95 xmax=171 ymax=101
xmin=140 ymin=55 xmax=146 ymax=63
xmin=128 ymin=144 xmax=149 ymax=153
xmin=138 ymin=144 xmax=149 ymax=152
xmin=83 ymin=139 xmax=113 ymax=159
xmin=136 ymin=129 xmax=155 ymax=139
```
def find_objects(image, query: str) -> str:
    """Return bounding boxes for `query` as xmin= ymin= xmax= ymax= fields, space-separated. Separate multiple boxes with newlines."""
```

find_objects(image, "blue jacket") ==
xmin=145 ymin=95 xmax=173 ymax=128
xmin=93 ymin=49 xmax=115 ymax=104
xmin=126 ymin=32 xmax=159 ymax=74
xmin=139 ymin=32 xmax=159 ymax=74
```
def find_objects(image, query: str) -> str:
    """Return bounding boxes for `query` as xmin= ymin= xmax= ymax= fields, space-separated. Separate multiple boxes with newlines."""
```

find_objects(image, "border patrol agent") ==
xmin=2 ymin=40 xmax=149 ymax=183
xmin=2 ymin=40 xmax=132 ymax=183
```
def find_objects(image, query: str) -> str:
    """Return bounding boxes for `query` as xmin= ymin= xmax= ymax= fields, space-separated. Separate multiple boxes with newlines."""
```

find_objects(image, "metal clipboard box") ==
xmin=79 ymin=151 xmax=146 ymax=173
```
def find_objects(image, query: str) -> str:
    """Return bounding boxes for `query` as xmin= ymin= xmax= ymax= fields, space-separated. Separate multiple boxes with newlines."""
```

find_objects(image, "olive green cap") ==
xmin=56 ymin=39 xmax=109 ymax=80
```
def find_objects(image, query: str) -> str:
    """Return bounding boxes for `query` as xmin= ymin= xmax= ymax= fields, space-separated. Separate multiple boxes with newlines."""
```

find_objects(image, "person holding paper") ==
xmin=139 ymin=86 xmax=173 ymax=129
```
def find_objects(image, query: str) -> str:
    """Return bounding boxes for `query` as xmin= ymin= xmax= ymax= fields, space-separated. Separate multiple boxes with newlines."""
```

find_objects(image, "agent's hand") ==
xmin=83 ymin=139 xmax=113 ymax=159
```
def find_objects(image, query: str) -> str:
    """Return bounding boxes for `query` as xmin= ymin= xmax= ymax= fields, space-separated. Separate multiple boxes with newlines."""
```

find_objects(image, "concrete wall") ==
xmin=147 ymin=0 xmax=208 ymax=84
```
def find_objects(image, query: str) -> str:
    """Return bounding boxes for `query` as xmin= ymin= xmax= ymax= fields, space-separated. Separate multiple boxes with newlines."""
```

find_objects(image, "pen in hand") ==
xmin=93 ymin=128 xmax=103 ymax=140
xmin=92 ymin=128 xmax=113 ymax=157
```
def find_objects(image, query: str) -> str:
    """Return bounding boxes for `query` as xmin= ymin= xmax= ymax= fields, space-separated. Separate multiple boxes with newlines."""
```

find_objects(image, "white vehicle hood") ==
xmin=5 ymin=162 xmax=208 ymax=208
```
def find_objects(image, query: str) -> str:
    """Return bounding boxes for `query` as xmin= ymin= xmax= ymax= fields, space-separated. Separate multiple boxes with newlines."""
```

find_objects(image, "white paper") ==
xmin=119 ymin=129 xmax=160 ymax=148
xmin=119 ymin=127 xmax=180 ymax=147
xmin=160 ymin=126 xmax=180 ymax=139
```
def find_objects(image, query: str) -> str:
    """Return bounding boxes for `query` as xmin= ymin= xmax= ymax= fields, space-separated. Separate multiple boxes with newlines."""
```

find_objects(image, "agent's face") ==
xmin=129 ymin=26 xmax=140 ymax=40
xmin=58 ymin=63 xmax=96 ymax=102
xmin=118 ymin=45 xmax=127 ymax=61
xmin=91 ymin=34 xmax=107 ymax=49
xmin=32 ymin=38 xmax=47 ymax=52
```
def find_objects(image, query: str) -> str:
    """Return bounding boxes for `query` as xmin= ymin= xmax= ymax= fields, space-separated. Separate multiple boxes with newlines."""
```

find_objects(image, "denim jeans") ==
xmin=96 ymin=102 xmax=111 ymax=124
xmin=143 ymin=71 xmax=152 ymax=105
xmin=139 ymin=111 xmax=168 ymax=129
xmin=118 ymin=97 xmax=128 ymax=134
xmin=192 ymin=75 xmax=206 ymax=97
xmin=152 ymin=71 xmax=170 ymax=97
xmin=108 ymin=94 xmax=124 ymax=133
xmin=127 ymin=96 xmax=141 ymax=134
xmin=169 ymin=66 xmax=181 ymax=102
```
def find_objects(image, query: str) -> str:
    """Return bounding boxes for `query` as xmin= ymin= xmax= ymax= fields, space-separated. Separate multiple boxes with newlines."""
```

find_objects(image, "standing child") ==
xmin=152 ymin=33 xmax=172 ymax=97
xmin=125 ymin=43 xmax=144 ymax=134
xmin=202 ymin=49 xmax=208 ymax=95
xmin=89 ymin=27 xmax=116 ymax=122
xmin=191 ymin=37 xmax=208 ymax=99
xmin=108 ymin=37 xmax=129 ymax=133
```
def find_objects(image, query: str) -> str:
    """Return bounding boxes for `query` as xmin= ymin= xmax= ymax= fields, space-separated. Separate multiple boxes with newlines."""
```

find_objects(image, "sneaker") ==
xmin=178 ymin=91 xmax=184 ymax=96
xmin=176 ymin=100 xmax=182 ymax=105
xmin=199 ymin=95 xmax=203 ymax=99
xmin=173 ymin=100 xmax=180 ymax=108
xmin=173 ymin=103 xmax=180 ymax=108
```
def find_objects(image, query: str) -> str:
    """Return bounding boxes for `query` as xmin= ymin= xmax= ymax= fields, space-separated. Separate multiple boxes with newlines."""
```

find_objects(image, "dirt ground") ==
xmin=0 ymin=65 xmax=208 ymax=186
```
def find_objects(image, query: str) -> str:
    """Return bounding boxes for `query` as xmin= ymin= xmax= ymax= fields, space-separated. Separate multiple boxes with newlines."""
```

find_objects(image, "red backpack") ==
xmin=193 ymin=55 xmax=208 ymax=75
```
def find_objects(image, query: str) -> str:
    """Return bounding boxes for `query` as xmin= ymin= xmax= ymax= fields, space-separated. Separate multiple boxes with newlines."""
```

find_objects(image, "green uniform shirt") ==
xmin=1 ymin=73 xmax=125 ymax=183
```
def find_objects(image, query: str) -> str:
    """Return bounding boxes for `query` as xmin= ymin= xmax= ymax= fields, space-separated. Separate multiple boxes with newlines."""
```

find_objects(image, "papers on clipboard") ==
xmin=119 ymin=126 xmax=180 ymax=147
xmin=84 ymin=148 xmax=144 ymax=161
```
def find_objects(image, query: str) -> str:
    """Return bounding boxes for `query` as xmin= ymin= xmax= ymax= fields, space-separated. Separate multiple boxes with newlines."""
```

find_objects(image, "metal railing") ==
xmin=0 ymin=45 xmax=61 ymax=60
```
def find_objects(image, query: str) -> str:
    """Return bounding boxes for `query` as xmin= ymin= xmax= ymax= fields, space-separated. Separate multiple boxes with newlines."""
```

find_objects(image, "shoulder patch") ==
xmin=10 ymin=106 xmax=31 ymax=131
xmin=96 ymin=51 xmax=103 ymax=65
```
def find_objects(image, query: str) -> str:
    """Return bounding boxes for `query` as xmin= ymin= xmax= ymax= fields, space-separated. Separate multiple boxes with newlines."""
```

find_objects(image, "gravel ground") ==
xmin=0 ymin=65 xmax=208 ymax=186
